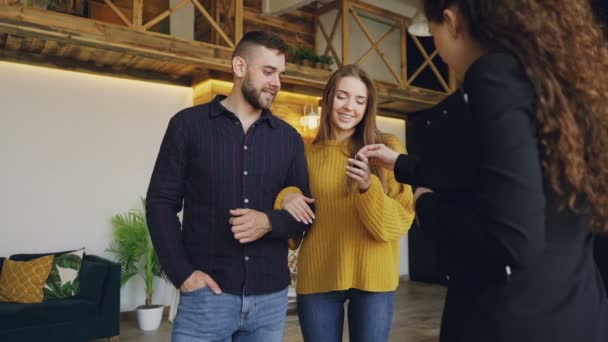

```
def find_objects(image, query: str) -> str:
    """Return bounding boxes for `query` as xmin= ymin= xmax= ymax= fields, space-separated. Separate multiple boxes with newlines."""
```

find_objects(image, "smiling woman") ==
xmin=274 ymin=64 xmax=415 ymax=342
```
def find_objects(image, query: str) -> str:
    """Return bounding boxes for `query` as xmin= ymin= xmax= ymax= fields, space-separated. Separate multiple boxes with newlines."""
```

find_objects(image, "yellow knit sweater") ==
xmin=277 ymin=134 xmax=415 ymax=294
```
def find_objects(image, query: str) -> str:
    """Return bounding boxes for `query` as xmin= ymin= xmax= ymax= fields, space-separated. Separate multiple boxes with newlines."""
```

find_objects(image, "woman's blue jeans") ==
xmin=297 ymin=288 xmax=395 ymax=342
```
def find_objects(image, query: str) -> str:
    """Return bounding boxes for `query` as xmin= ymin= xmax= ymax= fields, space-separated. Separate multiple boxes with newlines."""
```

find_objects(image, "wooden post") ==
xmin=342 ymin=0 xmax=349 ymax=65
xmin=192 ymin=0 xmax=235 ymax=48
xmin=104 ymin=0 xmax=132 ymax=27
xmin=234 ymin=0 xmax=243 ymax=43
xmin=449 ymin=67 xmax=458 ymax=91
xmin=212 ymin=0 xmax=219 ymax=45
xmin=133 ymin=0 xmax=143 ymax=30
xmin=400 ymin=20 xmax=407 ymax=87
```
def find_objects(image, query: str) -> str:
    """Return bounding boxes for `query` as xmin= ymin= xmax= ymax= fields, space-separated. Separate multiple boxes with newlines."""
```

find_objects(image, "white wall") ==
xmin=376 ymin=116 xmax=409 ymax=276
xmin=170 ymin=0 xmax=195 ymax=41
xmin=0 ymin=61 xmax=192 ymax=311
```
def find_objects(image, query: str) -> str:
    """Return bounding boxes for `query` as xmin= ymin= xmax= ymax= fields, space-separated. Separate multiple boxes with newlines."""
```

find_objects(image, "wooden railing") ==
xmin=1 ymin=0 xmax=242 ymax=49
xmin=315 ymin=0 xmax=453 ymax=94
xmin=100 ymin=0 xmax=242 ymax=47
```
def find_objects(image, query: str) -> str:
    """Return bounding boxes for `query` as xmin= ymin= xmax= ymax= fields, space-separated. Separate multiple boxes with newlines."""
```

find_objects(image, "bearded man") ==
xmin=146 ymin=31 xmax=313 ymax=342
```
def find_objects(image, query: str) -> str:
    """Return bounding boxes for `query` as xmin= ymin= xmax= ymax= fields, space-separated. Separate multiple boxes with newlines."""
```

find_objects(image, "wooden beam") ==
xmin=354 ymin=24 xmax=397 ymax=66
xmin=449 ymin=67 xmax=457 ymax=91
xmin=342 ymin=0 xmax=349 ymax=64
xmin=407 ymin=50 xmax=438 ymax=84
xmin=0 ymin=48 xmax=192 ymax=86
xmin=4 ymin=33 xmax=21 ymax=50
xmin=143 ymin=0 xmax=190 ymax=31
xmin=314 ymin=1 xmax=339 ymax=17
xmin=317 ymin=14 xmax=342 ymax=68
xmin=400 ymin=21 xmax=406 ymax=87
xmin=351 ymin=8 xmax=401 ymax=84
xmin=191 ymin=0 xmax=234 ymax=48
xmin=411 ymin=35 xmax=450 ymax=92
xmin=0 ymin=5 xmax=233 ymax=67
xmin=219 ymin=0 xmax=234 ymax=36
xmin=350 ymin=0 xmax=411 ymax=25
xmin=0 ymin=4 xmax=446 ymax=117
xmin=104 ymin=0 xmax=132 ymax=27
xmin=40 ymin=39 xmax=70 ymax=56
xmin=133 ymin=0 xmax=143 ymax=30
xmin=21 ymin=35 xmax=44 ymax=53
xmin=243 ymin=11 xmax=312 ymax=37
xmin=235 ymin=0 xmax=243 ymax=43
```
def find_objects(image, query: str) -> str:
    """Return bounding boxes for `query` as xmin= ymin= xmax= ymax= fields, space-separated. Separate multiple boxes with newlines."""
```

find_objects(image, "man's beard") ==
xmin=241 ymin=73 xmax=275 ymax=110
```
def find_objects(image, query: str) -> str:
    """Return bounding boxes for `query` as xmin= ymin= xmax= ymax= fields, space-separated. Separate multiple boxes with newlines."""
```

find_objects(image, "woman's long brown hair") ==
xmin=423 ymin=0 xmax=608 ymax=233
xmin=314 ymin=64 xmax=388 ymax=193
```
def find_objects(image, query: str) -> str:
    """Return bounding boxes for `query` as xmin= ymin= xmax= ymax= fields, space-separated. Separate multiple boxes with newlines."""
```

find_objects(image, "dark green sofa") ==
xmin=0 ymin=254 xmax=120 ymax=342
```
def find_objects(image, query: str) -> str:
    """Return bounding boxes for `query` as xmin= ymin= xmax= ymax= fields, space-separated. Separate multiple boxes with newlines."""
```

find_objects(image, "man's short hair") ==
xmin=232 ymin=31 xmax=288 ymax=60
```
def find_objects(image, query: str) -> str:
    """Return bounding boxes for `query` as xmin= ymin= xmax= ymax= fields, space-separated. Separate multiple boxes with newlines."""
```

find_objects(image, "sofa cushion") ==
xmin=43 ymin=248 xmax=84 ymax=300
xmin=0 ymin=298 xmax=98 ymax=331
xmin=0 ymin=255 xmax=54 ymax=303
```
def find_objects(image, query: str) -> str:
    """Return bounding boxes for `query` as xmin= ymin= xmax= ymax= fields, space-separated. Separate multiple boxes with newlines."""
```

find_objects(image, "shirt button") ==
xmin=244 ymin=256 xmax=250 ymax=261
xmin=244 ymin=198 xmax=249 ymax=204
xmin=243 ymin=145 xmax=248 ymax=150
xmin=235 ymin=121 xmax=240 ymax=126
xmin=243 ymin=171 xmax=248 ymax=176
xmin=426 ymin=120 xmax=431 ymax=126
xmin=442 ymin=109 xmax=448 ymax=115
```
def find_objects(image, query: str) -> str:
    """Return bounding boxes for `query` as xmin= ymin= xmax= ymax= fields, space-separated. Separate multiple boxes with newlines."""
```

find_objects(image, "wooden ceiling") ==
xmin=0 ymin=3 xmax=445 ymax=118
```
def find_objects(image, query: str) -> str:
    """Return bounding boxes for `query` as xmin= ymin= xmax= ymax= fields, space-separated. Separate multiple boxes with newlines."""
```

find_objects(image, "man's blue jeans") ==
xmin=172 ymin=287 xmax=288 ymax=342
xmin=297 ymin=288 xmax=395 ymax=342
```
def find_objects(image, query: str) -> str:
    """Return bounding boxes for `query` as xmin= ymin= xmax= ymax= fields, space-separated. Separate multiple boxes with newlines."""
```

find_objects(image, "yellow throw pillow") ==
xmin=0 ymin=255 xmax=54 ymax=303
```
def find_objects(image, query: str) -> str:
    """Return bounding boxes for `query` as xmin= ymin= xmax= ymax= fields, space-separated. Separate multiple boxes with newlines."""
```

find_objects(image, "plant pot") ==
xmin=302 ymin=60 xmax=312 ymax=67
xmin=136 ymin=305 xmax=164 ymax=332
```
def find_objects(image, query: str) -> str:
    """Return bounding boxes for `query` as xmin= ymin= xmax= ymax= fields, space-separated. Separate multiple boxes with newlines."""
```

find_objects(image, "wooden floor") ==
xmin=99 ymin=280 xmax=445 ymax=342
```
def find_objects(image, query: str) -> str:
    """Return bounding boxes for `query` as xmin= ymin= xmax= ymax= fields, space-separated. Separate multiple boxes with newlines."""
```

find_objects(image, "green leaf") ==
xmin=43 ymin=287 xmax=60 ymax=300
xmin=106 ymin=197 xmax=168 ymax=305
xmin=55 ymin=254 xmax=82 ymax=270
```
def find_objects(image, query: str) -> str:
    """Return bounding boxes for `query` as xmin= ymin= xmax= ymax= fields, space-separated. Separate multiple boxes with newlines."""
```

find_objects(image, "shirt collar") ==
xmin=210 ymin=95 xmax=278 ymax=128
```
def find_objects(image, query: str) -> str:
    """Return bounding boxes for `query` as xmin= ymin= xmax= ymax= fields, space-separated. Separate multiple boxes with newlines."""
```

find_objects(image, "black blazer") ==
xmin=398 ymin=53 xmax=608 ymax=342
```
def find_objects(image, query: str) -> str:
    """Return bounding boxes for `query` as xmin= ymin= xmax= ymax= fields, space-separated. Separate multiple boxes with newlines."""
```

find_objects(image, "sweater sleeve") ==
xmin=355 ymin=136 xmax=416 ymax=242
xmin=415 ymin=53 xmax=546 ymax=270
xmin=273 ymin=186 xmax=303 ymax=210
xmin=265 ymin=133 xmax=313 ymax=239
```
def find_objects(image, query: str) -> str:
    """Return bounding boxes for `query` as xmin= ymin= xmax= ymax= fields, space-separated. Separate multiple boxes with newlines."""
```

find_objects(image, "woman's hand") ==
xmin=346 ymin=153 xmax=372 ymax=192
xmin=282 ymin=193 xmax=315 ymax=224
xmin=357 ymin=144 xmax=400 ymax=170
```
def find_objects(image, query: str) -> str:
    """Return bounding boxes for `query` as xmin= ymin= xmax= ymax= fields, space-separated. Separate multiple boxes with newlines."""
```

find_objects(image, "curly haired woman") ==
xmin=359 ymin=0 xmax=608 ymax=341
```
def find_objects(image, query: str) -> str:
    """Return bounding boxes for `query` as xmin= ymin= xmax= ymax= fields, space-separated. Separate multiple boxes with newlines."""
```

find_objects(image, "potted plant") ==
xmin=107 ymin=198 xmax=168 ymax=332
xmin=319 ymin=55 xmax=334 ymax=70
xmin=301 ymin=48 xmax=316 ymax=67
xmin=287 ymin=45 xmax=299 ymax=64
xmin=312 ymin=54 xmax=323 ymax=69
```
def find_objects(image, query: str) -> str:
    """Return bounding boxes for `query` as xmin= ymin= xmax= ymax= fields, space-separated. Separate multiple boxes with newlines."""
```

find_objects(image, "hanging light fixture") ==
xmin=299 ymin=104 xmax=320 ymax=130
xmin=408 ymin=7 xmax=432 ymax=37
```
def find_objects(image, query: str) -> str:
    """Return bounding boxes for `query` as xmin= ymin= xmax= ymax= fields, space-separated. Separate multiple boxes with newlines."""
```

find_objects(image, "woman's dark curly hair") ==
xmin=423 ymin=0 xmax=608 ymax=233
